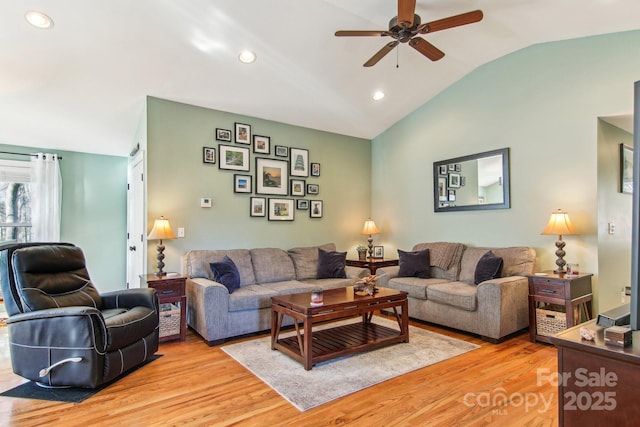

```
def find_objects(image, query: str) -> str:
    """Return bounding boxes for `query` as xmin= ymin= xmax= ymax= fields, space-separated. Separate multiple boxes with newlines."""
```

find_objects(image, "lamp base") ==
xmin=155 ymin=241 xmax=166 ymax=276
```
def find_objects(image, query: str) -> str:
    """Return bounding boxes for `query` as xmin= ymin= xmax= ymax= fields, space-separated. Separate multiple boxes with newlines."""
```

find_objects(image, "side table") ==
xmin=527 ymin=271 xmax=593 ymax=344
xmin=140 ymin=274 xmax=187 ymax=342
xmin=346 ymin=258 xmax=399 ymax=275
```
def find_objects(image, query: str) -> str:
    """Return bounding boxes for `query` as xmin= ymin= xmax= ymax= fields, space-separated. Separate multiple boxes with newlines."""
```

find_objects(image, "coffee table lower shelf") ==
xmin=274 ymin=321 xmax=405 ymax=368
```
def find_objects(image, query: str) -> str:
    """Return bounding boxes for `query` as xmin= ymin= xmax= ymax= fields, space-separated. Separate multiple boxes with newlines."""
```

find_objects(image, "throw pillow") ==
xmin=317 ymin=249 xmax=347 ymax=279
xmin=398 ymin=249 xmax=431 ymax=278
xmin=209 ymin=256 xmax=241 ymax=293
xmin=474 ymin=251 xmax=504 ymax=285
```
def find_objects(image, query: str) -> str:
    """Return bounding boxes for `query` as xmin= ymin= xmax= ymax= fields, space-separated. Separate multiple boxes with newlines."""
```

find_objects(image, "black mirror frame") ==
xmin=433 ymin=147 xmax=511 ymax=212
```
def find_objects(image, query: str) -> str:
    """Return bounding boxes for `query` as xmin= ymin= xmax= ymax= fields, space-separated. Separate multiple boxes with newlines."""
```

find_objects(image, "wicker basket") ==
xmin=159 ymin=303 xmax=180 ymax=338
xmin=536 ymin=307 xmax=567 ymax=337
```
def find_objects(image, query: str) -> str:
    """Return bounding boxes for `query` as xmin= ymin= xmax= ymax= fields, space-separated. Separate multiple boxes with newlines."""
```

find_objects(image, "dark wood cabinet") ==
xmin=141 ymin=274 xmax=187 ymax=342
xmin=527 ymin=272 xmax=593 ymax=343
xmin=346 ymin=258 xmax=399 ymax=275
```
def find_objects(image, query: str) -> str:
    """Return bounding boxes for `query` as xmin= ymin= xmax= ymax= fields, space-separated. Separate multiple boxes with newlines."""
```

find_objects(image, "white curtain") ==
xmin=30 ymin=153 xmax=62 ymax=241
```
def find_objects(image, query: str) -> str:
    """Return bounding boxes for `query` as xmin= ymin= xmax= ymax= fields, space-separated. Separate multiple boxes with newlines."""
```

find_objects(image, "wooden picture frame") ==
xmin=290 ymin=148 xmax=309 ymax=177
xmin=311 ymin=162 xmax=320 ymax=177
xmin=216 ymin=128 xmax=232 ymax=142
xmin=235 ymin=123 xmax=251 ymax=144
xmin=621 ymin=143 xmax=633 ymax=194
xmin=253 ymin=135 xmax=270 ymax=154
xmin=203 ymin=147 xmax=216 ymax=164
xmin=250 ymin=197 xmax=266 ymax=217
xmin=234 ymin=174 xmax=252 ymax=193
xmin=307 ymin=183 xmax=319 ymax=195
xmin=268 ymin=198 xmax=294 ymax=221
xmin=296 ymin=199 xmax=309 ymax=210
xmin=373 ymin=246 xmax=384 ymax=259
xmin=256 ymin=157 xmax=289 ymax=195
xmin=219 ymin=145 xmax=249 ymax=171
xmin=310 ymin=200 xmax=323 ymax=218
xmin=275 ymin=145 xmax=289 ymax=157
xmin=290 ymin=179 xmax=306 ymax=197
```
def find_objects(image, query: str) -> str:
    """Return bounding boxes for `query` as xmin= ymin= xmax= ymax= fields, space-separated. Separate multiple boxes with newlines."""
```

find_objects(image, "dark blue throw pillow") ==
xmin=210 ymin=256 xmax=240 ymax=293
xmin=398 ymin=248 xmax=431 ymax=278
xmin=317 ymin=249 xmax=347 ymax=279
xmin=474 ymin=251 xmax=503 ymax=285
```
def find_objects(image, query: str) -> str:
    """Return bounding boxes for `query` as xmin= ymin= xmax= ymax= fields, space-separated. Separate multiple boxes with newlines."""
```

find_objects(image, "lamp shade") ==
xmin=361 ymin=219 xmax=379 ymax=235
xmin=541 ymin=209 xmax=577 ymax=236
xmin=147 ymin=216 xmax=177 ymax=240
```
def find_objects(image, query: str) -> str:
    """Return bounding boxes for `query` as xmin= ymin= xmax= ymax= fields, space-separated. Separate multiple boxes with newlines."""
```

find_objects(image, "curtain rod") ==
xmin=0 ymin=151 xmax=62 ymax=160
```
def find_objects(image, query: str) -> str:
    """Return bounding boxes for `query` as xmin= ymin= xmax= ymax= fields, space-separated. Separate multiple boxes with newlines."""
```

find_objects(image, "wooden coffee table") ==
xmin=270 ymin=286 xmax=409 ymax=370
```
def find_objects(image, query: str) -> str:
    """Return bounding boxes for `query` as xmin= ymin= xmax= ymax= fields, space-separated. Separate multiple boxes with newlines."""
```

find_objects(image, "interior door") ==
xmin=126 ymin=152 xmax=145 ymax=288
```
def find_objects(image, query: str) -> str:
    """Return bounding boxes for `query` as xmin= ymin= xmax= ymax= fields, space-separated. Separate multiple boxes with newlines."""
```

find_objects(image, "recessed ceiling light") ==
xmin=373 ymin=91 xmax=385 ymax=101
xmin=238 ymin=50 xmax=256 ymax=64
xmin=25 ymin=10 xmax=54 ymax=29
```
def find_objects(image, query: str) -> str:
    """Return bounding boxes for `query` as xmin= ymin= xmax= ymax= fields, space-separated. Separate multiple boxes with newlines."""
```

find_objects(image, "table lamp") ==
xmin=361 ymin=218 xmax=380 ymax=258
xmin=541 ymin=209 xmax=577 ymax=274
xmin=147 ymin=216 xmax=177 ymax=276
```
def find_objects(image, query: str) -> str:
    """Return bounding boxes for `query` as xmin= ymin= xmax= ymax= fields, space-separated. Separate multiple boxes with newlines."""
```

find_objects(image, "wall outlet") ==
xmin=608 ymin=222 xmax=615 ymax=235
xmin=177 ymin=227 xmax=185 ymax=238
xmin=201 ymin=197 xmax=212 ymax=208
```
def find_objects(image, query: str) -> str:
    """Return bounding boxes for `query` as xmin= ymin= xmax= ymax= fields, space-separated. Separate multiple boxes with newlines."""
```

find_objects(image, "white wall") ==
xmin=372 ymin=30 xmax=640 ymax=313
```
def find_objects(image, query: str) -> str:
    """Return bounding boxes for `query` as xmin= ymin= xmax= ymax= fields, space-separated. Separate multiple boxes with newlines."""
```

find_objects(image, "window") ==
xmin=0 ymin=159 xmax=31 ymax=243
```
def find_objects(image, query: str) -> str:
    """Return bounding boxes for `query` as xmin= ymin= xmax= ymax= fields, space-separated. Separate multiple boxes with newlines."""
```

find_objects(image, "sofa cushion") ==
xmin=317 ymin=249 xmax=347 ymax=279
xmin=260 ymin=280 xmax=316 ymax=295
xmin=228 ymin=285 xmax=278 ymax=311
xmin=209 ymin=256 xmax=240 ymax=293
xmin=412 ymin=242 xmax=465 ymax=280
xmin=288 ymin=243 xmax=336 ymax=280
xmin=184 ymin=249 xmax=256 ymax=286
xmin=386 ymin=277 xmax=449 ymax=300
xmin=491 ymin=247 xmax=536 ymax=277
xmin=474 ymin=251 xmax=503 ymax=284
xmin=426 ymin=281 xmax=478 ymax=311
xmin=250 ymin=248 xmax=296 ymax=284
xmin=302 ymin=277 xmax=355 ymax=290
xmin=398 ymin=248 xmax=430 ymax=278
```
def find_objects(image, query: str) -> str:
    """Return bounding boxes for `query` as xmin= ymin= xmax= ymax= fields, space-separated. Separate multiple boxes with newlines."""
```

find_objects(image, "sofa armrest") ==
xmin=475 ymin=275 xmax=530 ymax=339
xmin=185 ymin=277 xmax=230 ymax=343
xmin=375 ymin=265 xmax=400 ymax=288
xmin=345 ymin=265 xmax=369 ymax=279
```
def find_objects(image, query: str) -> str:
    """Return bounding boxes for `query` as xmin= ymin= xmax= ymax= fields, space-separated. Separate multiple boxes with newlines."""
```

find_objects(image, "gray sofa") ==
xmin=182 ymin=243 xmax=368 ymax=345
xmin=376 ymin=242 xmax=536 ymax=343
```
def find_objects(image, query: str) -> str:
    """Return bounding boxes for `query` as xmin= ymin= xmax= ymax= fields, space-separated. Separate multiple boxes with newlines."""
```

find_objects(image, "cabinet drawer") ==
xmin=532 ymin=282 xmax=566 ymax=298
xmin=150 ymin=281 xmax=184 ymax=298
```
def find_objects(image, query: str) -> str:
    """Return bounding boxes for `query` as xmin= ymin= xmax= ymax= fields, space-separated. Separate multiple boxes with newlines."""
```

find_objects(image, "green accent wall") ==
xmin=372 ymin=30 xmax=640 ymax=313
xmin=146 ymin=97 xmax=371 ymax=275
xmin=0 ymin=144 xmax=127 ymax=293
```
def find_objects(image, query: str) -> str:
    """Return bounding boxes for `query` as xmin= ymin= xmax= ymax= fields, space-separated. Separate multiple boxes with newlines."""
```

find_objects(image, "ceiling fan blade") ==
xmin=364 ymin=41 xmax=399 ymax=67
xmin=409 ymin=37 xmax=445 ymax=61
xmin=421 ymin=10 xmax=483 ymax=34
xmin=335 ymin=30 xmax=389 ymax=37
xmin=398 ymin=0 xmax=416 ymax=28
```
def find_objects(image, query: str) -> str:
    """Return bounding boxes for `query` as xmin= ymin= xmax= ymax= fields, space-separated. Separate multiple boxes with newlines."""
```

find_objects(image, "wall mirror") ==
xmin=433 ymin=147 xmax=511 ymax=212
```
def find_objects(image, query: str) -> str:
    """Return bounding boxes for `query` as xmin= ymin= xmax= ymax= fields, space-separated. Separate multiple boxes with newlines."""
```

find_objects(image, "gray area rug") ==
xmin=221 ymin=317 xmax=479 ymax=411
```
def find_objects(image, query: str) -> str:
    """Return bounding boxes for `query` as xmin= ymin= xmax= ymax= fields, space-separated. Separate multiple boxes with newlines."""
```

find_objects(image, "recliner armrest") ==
xmin=101 ymin=288 xmax=159 ymax=311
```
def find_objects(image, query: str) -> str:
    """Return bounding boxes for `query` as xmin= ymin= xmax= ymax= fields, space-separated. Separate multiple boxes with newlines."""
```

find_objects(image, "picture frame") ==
xmin=307 ymin=183 xmax=319 ymax=195
xmin=275 ymin=145 xmax=289 ymax=157
xmin=256 ymin=157 xmax=289 ymax=195
xmin=296 ymin=199 xmax=309 ymax=210
xmin=448 ymin=189 xmax=456 ymax=202
xmin=216 ymin=128 xmax=232 ymax=142
xmin=438 ymin=165 xmax=447 ymax=176
xmin=290 ymin=147 xmax=309 ymax=177
xmin=268 ymin=198 xmax=294 ymax=221
xmin=310 ymin=200 xmax=323 ymax=218
xmin=373 ymin=246 xmax=384 ymax=259
xmin=290 ymin=179 xmax=306 ymax=197
xmin=235 ymin=122 xmax=251 ymax=144
xmin=455 ymin=164 xmax=461 ymax=172
xmin=234 ymin=174 xmax=252 ymax=193
xmin=311 ymin=162 xmax=321 ymax=177
xmin=621 ymin=143 xmax=633 ymax=195
xmin=448 ymin=164 xmax=455 ymax=172
xmin=203 ymin=147 xmax=216 ymax=164
xmin=250 ymin=197 xmax=266 ymax=217
xmin=448 ymin=173 xmax=461 ymax=188
xmin=219 ymin=145 xmax=250 ymax=171
xmin=253 ymin=135 xmax=270 ymax=154
xmin=438 ymin=177 xmax=447 ymax=201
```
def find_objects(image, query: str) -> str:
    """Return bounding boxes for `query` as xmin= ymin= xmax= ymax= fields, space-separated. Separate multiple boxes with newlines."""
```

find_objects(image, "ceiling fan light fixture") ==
xmin=373 ymin=91 xmax=385 ymax=101
xmin=25 ymin=10 xmax=54 ymax=29
xmin=238 ymin=50 xmax=256 ymax=64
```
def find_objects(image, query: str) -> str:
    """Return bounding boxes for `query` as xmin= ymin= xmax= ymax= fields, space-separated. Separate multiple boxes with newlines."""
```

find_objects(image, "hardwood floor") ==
xmin=0 ymin=318 xmax=559 ymax=426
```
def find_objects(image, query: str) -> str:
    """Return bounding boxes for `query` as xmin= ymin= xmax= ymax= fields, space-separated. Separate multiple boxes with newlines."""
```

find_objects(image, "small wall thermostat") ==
xmin=201 ymin=198 xmax=212 ymax=208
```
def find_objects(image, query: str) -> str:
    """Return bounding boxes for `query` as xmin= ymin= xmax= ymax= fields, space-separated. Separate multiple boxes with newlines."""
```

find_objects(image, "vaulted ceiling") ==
xmin=2 ymin=1 xmax=639 ymax=156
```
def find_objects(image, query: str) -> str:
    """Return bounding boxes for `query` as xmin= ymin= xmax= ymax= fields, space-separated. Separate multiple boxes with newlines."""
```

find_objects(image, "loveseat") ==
xmin=183 ymin=243 xmax=368 ymax=345
xmin=376 ymin=242 xmax=536 ymax=343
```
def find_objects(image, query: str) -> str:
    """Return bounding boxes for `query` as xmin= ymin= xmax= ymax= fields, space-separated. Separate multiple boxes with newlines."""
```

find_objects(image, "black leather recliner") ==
xmin=0 ymin=243 xmax=159 ymax=388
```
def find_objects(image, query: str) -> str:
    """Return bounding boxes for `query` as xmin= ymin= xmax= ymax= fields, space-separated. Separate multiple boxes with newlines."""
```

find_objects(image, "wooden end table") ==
xmin=270 ymin=286 xmax=408 ymax=370
xmin=140 ymin=274 xmax=187 ymax=342
xmin=346 ymin=258 xmax=399 ymax=274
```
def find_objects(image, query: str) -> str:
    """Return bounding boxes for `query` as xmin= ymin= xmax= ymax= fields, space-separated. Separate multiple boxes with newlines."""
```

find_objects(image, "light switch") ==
xmin=201 ymin=197 xmax=212 ymax=208
xmin=608 ymin=222 xmax=615 ymax=235
xmin=177 ymin=227 xmax=185 ymax=238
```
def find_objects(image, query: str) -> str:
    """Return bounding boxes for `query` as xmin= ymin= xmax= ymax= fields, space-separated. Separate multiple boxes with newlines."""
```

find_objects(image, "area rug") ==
xmin=221 ymin=317 xmax=479 ymax=411
xmin=0 ymin=354 xmax=162 ymax=403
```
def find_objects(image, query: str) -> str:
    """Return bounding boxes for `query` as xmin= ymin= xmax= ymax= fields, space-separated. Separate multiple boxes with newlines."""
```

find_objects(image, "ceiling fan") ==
xmin=335 ymin=0 xmax=483 ymax=67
